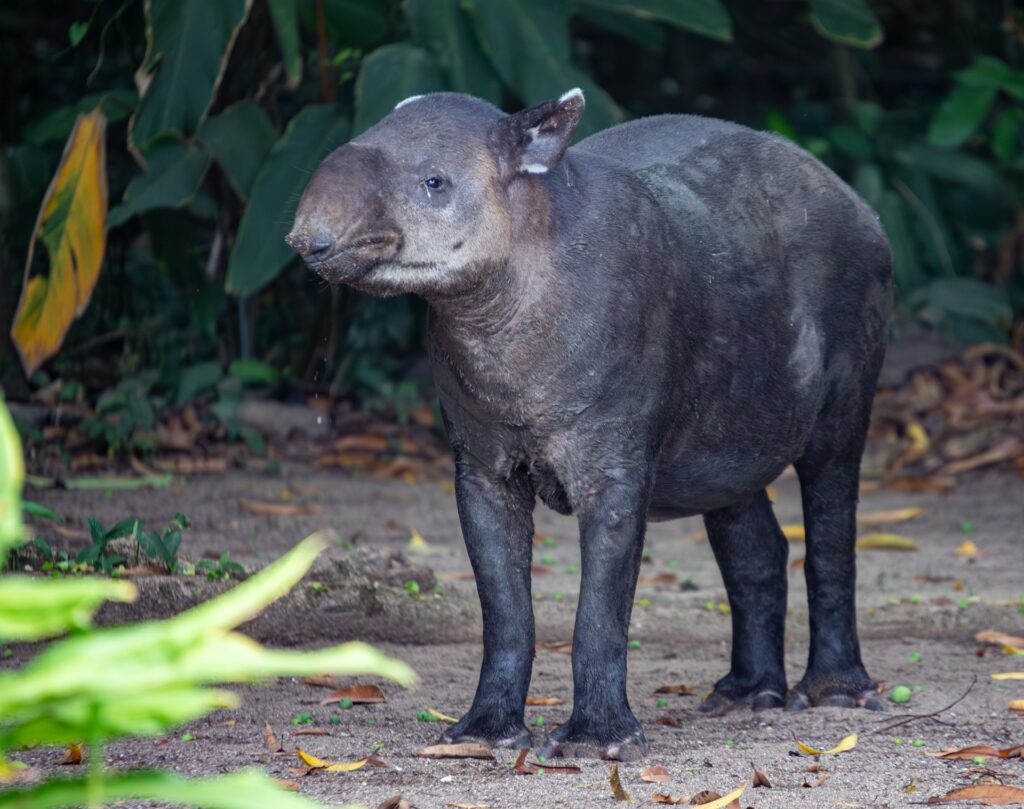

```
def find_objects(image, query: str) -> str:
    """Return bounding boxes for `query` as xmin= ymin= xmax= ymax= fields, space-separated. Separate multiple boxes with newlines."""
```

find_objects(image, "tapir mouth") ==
xmin=304 ymin=232 xmax=403 ymax=270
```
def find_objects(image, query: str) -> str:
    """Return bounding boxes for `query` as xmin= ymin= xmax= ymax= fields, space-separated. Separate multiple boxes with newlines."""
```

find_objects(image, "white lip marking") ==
xmin=558 ymin=87 xmax=584 ymax=105
xmin=521 ymin=163 xmax=549 ymax=175
xmin=394 ymin=95 xmax=423 ymax=110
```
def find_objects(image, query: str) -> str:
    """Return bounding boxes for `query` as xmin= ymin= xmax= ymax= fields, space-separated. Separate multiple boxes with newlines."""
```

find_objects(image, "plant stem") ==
xmin=86 ymin=704 xmax=104 ymax=809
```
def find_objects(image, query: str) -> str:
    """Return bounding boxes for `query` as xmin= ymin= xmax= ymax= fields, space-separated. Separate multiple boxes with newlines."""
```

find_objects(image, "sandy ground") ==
xmin=4 ymin=465 xmax=1024 ymax=808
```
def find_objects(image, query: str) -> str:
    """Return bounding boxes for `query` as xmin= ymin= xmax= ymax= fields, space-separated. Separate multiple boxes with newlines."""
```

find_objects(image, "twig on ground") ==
xmin=866 ymin=675 xmax=977 ymax=736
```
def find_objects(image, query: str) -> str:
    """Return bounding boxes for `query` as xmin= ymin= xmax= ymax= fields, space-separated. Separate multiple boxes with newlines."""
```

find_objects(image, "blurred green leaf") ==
xmin=578 ymin=0 xmax=733 ymax=42
xmin=130 ymin=0 xmax=252 ymax=153
xmin=956 ymin=56 xmax=1024 ymax=100
xmin=464 ymin=0 xmax=623 ymax=137
xmin=226 ymin=105 xmax=349 ymax=295
xmin=198 ymin=102 xmax=278 ymax=202
xmin=992 ymin=107 xmax=1022 ymax=163
xmin=21 ymin=500 xmax=61 ymax=521
xmin=108 ymin=139 xmax=210 ymax=228
xmin=878 ymin=190 xmax=920 ymax=296
xmin=64 ymin=475 xmax=172 ymax=491
xmin=405 ymin=0 xmax=503 ymax=103
xmin=927 ymin=84 xmax=996 ymax=149
xmin=228 ymin=359 xmax=279 ymax=385
xmin=898 ymin=145 xmax=1016 ymax=202
xmin=829 ymin=123 xmax=874 ymax=160
xmin=22 ymin=91 xmax=137 ymax=147
xmin=0 ymin=399 xmax=26 ymax=560
xmin=809 ymin=0 xmax=882 ymax=48
xmin=354 ymin=44 xmax=447 ymax=134
xmin=0 ymin=578 xmax=137 ymax=643
xmin=176 ymin=361 xmax=223 ymax=405
xmin=910 ymin=277 xmax=1013 ymax=331
xmin=267 ymin=0 xmax=303 ymax=89
xmin=318 ymin=0 xmax=388 ymax=48
xmin=574 ymin=4 xmax=667 ymax=49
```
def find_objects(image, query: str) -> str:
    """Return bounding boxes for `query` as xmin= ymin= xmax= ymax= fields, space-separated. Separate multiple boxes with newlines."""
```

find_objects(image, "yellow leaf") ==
xmin=782 ymin=524 xmax=805 ymax=541
xmin=992 ymin=672 xmax=1024 ymax=680
xmin=856 ymin=506 xmax=924 ymax=525
xmin=954 ymin=539 xmax=978 ymax=558
xmin=1010 ymin=700 xmax=1024 ymax=711
xmin=294 ymin=747 xmax=370 ymax=772
xmin=406 ymin=528 xmax=432 ymax=554
xmin=856 ymin=533 xmax=918 ymax=551
xmin=797 ymin=733 xmax=858 ymax=755
xmin=12 ymin=109 xmax=108 ymax=374
xmin=906 ymin=422 xmax=929 ymax=452
xmin=692 ymin=782 xmax=747 ymax=808
xmin=427 ymin=708 xmax=458 ymax=722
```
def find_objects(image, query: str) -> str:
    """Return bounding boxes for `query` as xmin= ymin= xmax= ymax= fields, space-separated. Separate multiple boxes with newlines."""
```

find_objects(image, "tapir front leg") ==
xmin=440 ymin=462 xmax=536 ymax=748
xmin=539 ymin=482 xmax=649 ymax=761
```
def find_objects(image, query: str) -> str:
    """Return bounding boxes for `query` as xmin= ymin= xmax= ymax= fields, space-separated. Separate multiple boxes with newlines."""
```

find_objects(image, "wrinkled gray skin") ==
xmin=288 ymin=89 xmax=892 ymax=761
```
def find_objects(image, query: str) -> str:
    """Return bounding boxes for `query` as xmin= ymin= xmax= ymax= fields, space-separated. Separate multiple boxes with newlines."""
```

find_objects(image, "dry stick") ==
xmin=313 ymin=0 xmax=335 ymax=103
xmin=866 ymin=675 xmax=977 ymax=736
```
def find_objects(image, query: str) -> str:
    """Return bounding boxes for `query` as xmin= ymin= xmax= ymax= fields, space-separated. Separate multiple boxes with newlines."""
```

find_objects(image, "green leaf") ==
xmin=198 ymin=102 xmax=278 ymax=202
xmin=176 ymin=361 xmax=223 ymax=405
xmin=225 ymin=105 xmax=350 ymax=295
xmin=577 ymin=0 xmax=733 ymax=42
xmin=463 ymin=0 xmax=624 ymax=137
xmin=267 ymin=0 xmax=303 ymax=89
xmin=898 ymin=145 xmax=1016 ymax=202
xmin=992 ymin=107 xmax=1022 ymax=163
xmin=574 ymin=4 xmax=667 ymax=49
xmin=927 ymin=84 xmax=996 ymax=149
xmin=21 ymin=500 xmax=61 ymax=522
xmin=809 ymin=0 xmax=883 ymax=48
xmin=23 ymin=91 xmax=137 ymax=147
xmin=104 ymin=519 xmax=140 ymax=541
xmin=68 ymin=20 xmax=89 ymax=46
xmin=65 ymin=474 xmax=173 ymax=491
xmin=956 ymin=56 xmax=1024 ymax=101
xmin=108 ymin=139 xmax=210 ymax=228
xmin=318 ymin=0 xmax=388 ymax=48
xmin=909 ymin=277 xmax=1013 ymax=331
xmin=0 ymin=767 xmax=329 ymax=809
xmin=878 ymin=190 xmax=920 ymax=297
xmin=135 ymin=530 xmax=168 ymax=563
xmin=130 ymin=0 xmax=253 ymax=154
xmin=0 ymin=577 xmax=137 ymax=643
xmin=227 ymin=359 xmax=279 ymax=385
xmin=405 ymin=0 xmax=502 ymax=103
xmin=353 ymin=44 xmax=447 ymax=134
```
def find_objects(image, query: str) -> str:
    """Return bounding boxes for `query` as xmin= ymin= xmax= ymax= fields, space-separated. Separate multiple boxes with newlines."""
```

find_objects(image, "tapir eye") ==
xmin=423 ymin=176 xmax=445 ymax=191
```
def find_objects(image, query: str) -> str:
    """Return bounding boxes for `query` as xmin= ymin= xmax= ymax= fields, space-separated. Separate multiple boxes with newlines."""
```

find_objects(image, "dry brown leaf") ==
xmin=610 ymin=764 xmax=633 ymax=802
xmin=976 ymin=630 xmax=1024 ymax=651
xmin=58 ymin=744 xmax=83 ymax=765
xmin=263 ymin=722 xmax=283 ymax=754
xmin=376 ymin=798 xmax=415 ymax=809
xmin=540 ymin=641 xmax=573 ymax=654
xmin=752 ymin=763 xmax=771 ymax=788
xmin=320 ymin=684 xmax=385 ymax=705
xmin=530 ymin=563 xmax=552 ymax=576
xmin=927 ymin=784 xmax=1024 ymax=805
xmin=885 ymin=476 xmax=955 ymax=495
xmin=940 ymin=438 xmax=1023 ymax=476
xmin=656 ymin=715 xmax=679 ymax=727
xmin=239 ymin=500 xmax=322 ymax=517
xmin=291 ymin=728 xmax=330 ymax=737
xmin=940 ymin=745 xmax=1001 ymax=760
xmin=446 ymin=804 xmax=488 ymax=809
xmin=691 ymin=785 xmax=746 ymax=809
xmin=50 ymin=523 xmax=88 ymax=539
xmin=275 ymin=779 xmax=302 ymax=792
xmin=300 ymin=675 xmax=343 ymax=689
xmin=526 ymin=697 xmax=565 ymax=706
xmin=654 ymin=684 xmax=695 ymax=695
xmin=512 ymin=748 xmax=581 ymax=774
xmin=640 ymin=766 xmax=671 ymax=783
xmin=638 ymin=572 xmax=677 ymax=585
xmin=151 ymin=456 xmax=227 ymax=474
xmin=415 ymin=743 xmax=493 ymax=760
xmin=651 ymin=795 xmax=688 ymax=806
xmin=803 ymin=773 xmax=830 ymax=788
xmin=334 ymin=433 xmax=390 ymax=453
xmin=1000 ymin=744 xmax=1024 ymax=759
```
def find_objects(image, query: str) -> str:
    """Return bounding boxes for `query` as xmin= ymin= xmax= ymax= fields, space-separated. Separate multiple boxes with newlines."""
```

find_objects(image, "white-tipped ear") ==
xmin=394 ymin=95 xmax=423 ymax=111
xmin=490 ymin=89 xmax=586 ymax=179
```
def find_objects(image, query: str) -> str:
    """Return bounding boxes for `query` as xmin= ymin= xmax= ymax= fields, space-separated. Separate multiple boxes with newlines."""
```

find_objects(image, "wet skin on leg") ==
xmin=699 ymin=490 xmax=788 ymax=714
xmin=788 ymin=460 xmax=884 ymax=711
xmin=440 ymin=465 xmax=537 ymax=747
xmin=539 ymin=485 xmax=649 ymax=761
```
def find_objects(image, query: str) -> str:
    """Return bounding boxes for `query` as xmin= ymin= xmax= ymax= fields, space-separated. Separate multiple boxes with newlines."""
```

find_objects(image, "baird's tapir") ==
xmin=287 ymin=88 xmax=892 ymax=761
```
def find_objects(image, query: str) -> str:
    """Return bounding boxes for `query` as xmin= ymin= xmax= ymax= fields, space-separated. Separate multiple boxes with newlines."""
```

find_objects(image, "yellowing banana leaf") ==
xmin=11 ymin=109 xmax=107 ymax=375
xmin=797 ymin=733 xmax=858 ymax=755
xmin=856 ymin=533 xmax=918 ymax=551
xmin=294 ymin=747 xmax=373 ymax=772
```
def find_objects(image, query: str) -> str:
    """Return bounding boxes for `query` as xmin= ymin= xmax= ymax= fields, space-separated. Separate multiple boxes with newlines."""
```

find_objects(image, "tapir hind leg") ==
xmin=698 ymin=490 xmax=788 ymax=714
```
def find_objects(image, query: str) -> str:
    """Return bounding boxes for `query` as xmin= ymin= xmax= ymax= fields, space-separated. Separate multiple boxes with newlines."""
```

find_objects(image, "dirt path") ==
xmin=6 ymin=466 xmax=1024 ymax=807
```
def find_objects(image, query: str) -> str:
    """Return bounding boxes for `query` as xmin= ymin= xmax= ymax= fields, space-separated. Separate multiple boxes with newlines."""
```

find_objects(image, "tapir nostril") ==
xmin=305 ymin=238 xmax=334 ymax=261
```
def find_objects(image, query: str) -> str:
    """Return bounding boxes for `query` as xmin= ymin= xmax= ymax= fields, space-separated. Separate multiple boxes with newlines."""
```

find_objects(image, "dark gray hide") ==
xmin=288 ymin=90 xmax=892 ymax=761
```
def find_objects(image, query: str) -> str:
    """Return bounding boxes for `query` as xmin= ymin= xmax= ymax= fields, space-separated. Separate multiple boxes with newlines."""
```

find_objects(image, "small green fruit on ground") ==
xmin=890 ymin=685 xmax=911 ymax=703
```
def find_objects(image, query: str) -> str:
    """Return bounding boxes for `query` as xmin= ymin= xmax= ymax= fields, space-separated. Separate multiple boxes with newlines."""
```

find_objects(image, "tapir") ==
xmin=287 ymin=88 xmax=892 ymax=761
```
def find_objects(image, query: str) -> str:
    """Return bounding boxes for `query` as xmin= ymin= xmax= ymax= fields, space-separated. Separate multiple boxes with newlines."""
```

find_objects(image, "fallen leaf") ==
xmin=320 ymin=684 xmax=385 ymax=705
xmin=415 ymin=743 xmax=493 ymax=760
xmin=1010 ymin=700 xmax=1024 ymax=711
xmin=58 ymin=744 xmax=83 ymax=765
xmin=955 ymin=539 xmax=979 ymax=558
xmin=1000 ymin=744 xmax=1024 ymax=759
xmin=885 ymin=475 xmax=955 ymax=494
xmin=638 ymin=572 xmax=677 ymax=585
xmin=427 ymin=708 xmax=458 ymax=722
xmin=926 ymin=784 xmax=1024 ymax=805
xmin=976 ymin=630 xmax=1024 ymax=652
xmin=513 ymin=748 xmax=581 ymax=775
xmin=940 ymin=746 xmax=1001 ymax=760
xmin=295 ymin=748 xmax=385 ymax=772
xmin=275 ymin=779 xmax=302 ymax=792
xmin=751 ymin=764 xmax=771 ymax=788
xmin=526 ymin=697 xmax=565 ymax=706
xmin=641 ymin=766 xmax=671 ymax=783
xmin=407 ymin=528 xmax=432 ymax=554
xmin=334 ymin=433 xmax=390 ymax=453
xmin=691 ymin=783 xmax=746 ymax=808
xmin=803 ymin=773 xmax=830 ymax=788
xmin=239 ymin=500 xmax=322 ymax=517
xmin=301 ymin=675 xmax=343 ymax=689
xmin=376 ymin=798 xmax=414 ymax=809
xmin=652 ymin=795 xmax=688 ymax=805
xmin=446 ymin=804 xmax=488 ymax=809
xmin=804 ymin=764 xmax=825 ymax=773
xmin=264 ymin=722 xmax=283 ymax=753
xmin=655 ymin=684 xmax=696 ymax=695
xmin=656 ymin=715 xmax=679 ymax=726
xmin=540 ymin=641 xmax=573 ymax=654
xmin=782 ymin=524 xmax=805 ymax=541
xmin=530 ymin=564 xmax=552 ymax=576
xmin=856 ymin=533 xmax=918 ymax=551
xmin=291 ymin=728 xmax=330 ymax=737
xmin=610 ymin=764 xmax=633 ymax=801
xmin=857 ymin=506 xmax=925 ymax=524
xmin=797 ymin=733 xmax=858 ymax=755
xmin=992 ymin=672 xmax=1024 ymax=680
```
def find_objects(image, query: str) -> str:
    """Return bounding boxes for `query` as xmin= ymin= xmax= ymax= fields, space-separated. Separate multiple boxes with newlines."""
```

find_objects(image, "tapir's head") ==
xmin=286 ymin=89 xmax=585 ymax=298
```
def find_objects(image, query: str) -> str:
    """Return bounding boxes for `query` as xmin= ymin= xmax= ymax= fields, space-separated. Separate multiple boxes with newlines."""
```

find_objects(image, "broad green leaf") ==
xmin=130 ymin=0 xmax=253 ymax=154
xmin=464 ymin=0 xmax=623 ymax=137
xmin=575 ymin=4 xmax=668 ymax=49
xmin=809 ymin=0 xmax=882 ymax=48
xmin=198 ymin=102 xmax=277 ymax=202
xmin=228 ymin=359 xmax=279 ymax=385
xmin=354 ymin=44 xmax=447 ymax=134
xmin=108 ymin=139 xmax=210 ymax=228
xmin=927 ymin=84 xmax=996 ymax=149
xmin=898 ymin=145 xmax=1016 ymax=202
xmin=992 ymin=107 xmax=1022 ymax=163
xmin=878 ymin=190 xmax=920 ymax=297
xmin=0 ymin=577 xmax=137 ymax=642
xmin=176 ymin=361 xmax=223 ymax=405
xmin=0 ymin=399 xmax=25 ymax=559
xmin=22 ymin=91 xmax=137 ymax=147
xmin=0 ymin=767 xmax=329 ymax=809
xmin=318 ymin=0 xmax=388 ymax=47
xmin=11 ymin=109 xmax=108 ymax=376
xmin=577 ymin=0 xmax=733 ymax=42
xmin=405 ymin=0 xmax=502 ymax=103
xmin=267 ymin=0 xmax=303 ymax=89
xmin=226 ymin=105 xmax=349 ymax=295
xmin=956 ymin=56 xmax=1024 ymax=101
xmin=909 ymin=277 xmax=1013 ymax=330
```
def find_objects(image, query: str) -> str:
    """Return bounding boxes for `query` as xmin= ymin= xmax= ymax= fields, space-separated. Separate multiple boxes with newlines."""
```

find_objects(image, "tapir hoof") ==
xmin=537 ymin=721 xmax=647 ymax=762
xmin=439 ymin=722 xmax=533 ymax=750
xmin=785 ymin=671 xmax=884 ymax=712
xmin=698 ymin=687 xmax=785 ymax=716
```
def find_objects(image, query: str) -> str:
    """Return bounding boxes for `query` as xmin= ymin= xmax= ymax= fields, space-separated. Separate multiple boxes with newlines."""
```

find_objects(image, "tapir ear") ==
xmin=490 ymin=88 xmax=585 ymax=178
